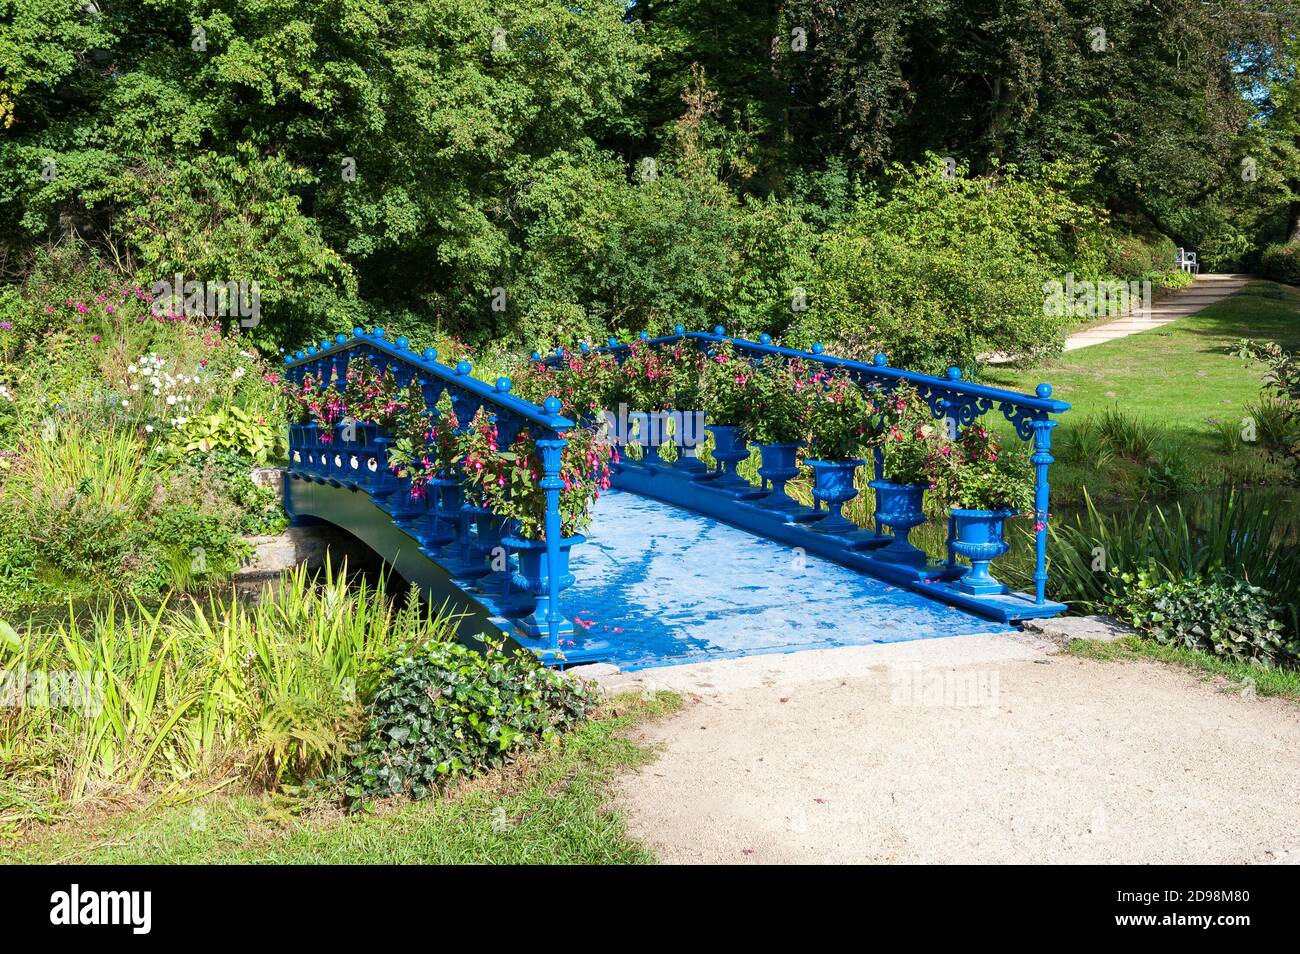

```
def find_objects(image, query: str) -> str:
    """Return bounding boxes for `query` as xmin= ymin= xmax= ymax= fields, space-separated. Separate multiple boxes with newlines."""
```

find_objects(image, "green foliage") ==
xmin=1112 ymin=572 xmax=1296 ymax=669
xmin=1044 ymin=489 xmax=1300 ymax=644
xmin=743 ymin=359 xmax=811 ymax=446
xmin=805 ymin=372 xmax=872 ymax=461
xmin=163 ymin=406 xmax=280 ymax=464
xmin=0 ymin=563 xmax=461 ymax=820
xmin=789 ymin=160 xmax=1079 ymax=372
xmin=347 ymin=638 xmax=597 ymax=802
xmin=926 ymin=424 xmax=1034 ymax=513
xmin=1260 ymin=243 xmax=1300 ymax=285
xmin=698 ymin=342 xmax=752 ymax=427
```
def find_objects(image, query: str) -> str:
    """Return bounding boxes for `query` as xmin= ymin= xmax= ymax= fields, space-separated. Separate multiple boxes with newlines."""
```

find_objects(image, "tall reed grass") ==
xmin=0 ymin=561 xmax=464 ymax=825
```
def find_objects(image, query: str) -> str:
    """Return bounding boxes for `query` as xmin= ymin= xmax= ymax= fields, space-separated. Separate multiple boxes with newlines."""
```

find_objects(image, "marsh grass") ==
xmin=0 ymin=560 xmax=464 ymax=826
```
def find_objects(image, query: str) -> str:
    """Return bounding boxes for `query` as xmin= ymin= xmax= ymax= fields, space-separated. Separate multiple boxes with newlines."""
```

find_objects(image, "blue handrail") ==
xmin=283 ymin=327 xmax=574 ymax=654
xmin=537 ymin=324 xmax=1070 ymax=605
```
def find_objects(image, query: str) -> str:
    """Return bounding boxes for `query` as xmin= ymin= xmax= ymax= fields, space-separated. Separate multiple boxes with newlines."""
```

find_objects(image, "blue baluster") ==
xmin=1030 ymin=386 xmax=1058 ymax=605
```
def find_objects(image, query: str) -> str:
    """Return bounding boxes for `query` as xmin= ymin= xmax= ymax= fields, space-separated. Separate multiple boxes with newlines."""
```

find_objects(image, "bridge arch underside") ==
xmin=285 ymin=474 xmax=1020 ymax=672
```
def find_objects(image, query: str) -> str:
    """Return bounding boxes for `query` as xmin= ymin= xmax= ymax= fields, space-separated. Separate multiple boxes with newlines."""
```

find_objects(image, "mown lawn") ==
xmin=981 ymin=280 xmax=1300 ymax=501
xmin=4 ymin=692 xmax=679 ymax=865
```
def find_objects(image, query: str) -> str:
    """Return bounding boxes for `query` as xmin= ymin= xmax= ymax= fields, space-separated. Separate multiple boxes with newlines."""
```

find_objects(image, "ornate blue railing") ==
xmin=281 ymin=328 xmax=579 ymax=657
xmin=535 ymin=324 xmax=1070 ymax=615
xmin=283 ymin=322 xmax=1071 ymax=667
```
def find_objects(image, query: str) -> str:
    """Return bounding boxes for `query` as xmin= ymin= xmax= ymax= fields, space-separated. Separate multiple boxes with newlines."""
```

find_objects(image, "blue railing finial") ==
xmin=674 ymin=323 xmax=685 ymax=335
xmin=759 ymin=333 xmax=772 ymax=345
xmin=1036 ymin=383 xmax=1053 ymax=398
xmin=579 ymin=341 xmax=591 ymax=354
xmin=335 ymin=333 xmax=347 ymax=344
xmin=495 ymin=377 xmax=513 ymax=393
xmin=396 ymin=336 xmax=409 ymax=349
xmin=812 ymin=342 xmax=824 ymax=354
xmin=713 ymin=325 xmax=725 ymax=336
xmin=455 ymin=359 xmax=472 ymax=376
xmin=639 ymin=331 xmax=649 ymax=341
xmin=607 ymin=336 xmax=618 ymax=347
xmin=946 ymin=367 xmax=962 ymax=381
xmin=423 ymin=347 xmax=437 ymax=361
xmin=283 ymin=355 xmax=291 ymax=364
xmin=373 ymin=326 xmax=385 ymax=338
xmin=352 ymin=326 xmax=364 ymax=338
xmin=872 ymin=353 xmax=888 ymax=366
xmin=543 ymin=396 xmax=563 ymax=415
xmin=531 ymin=350 xmax=542 ymax=362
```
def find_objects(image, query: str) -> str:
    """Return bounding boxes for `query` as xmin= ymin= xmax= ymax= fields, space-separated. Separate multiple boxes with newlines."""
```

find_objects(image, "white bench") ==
xmin=1176 ymin=247 xmax=1200 ymax=273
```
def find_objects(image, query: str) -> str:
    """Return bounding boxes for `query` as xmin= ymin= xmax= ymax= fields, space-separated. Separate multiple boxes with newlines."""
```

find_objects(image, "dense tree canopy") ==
xmin=0 ymin=0 xmax=1296 ymax=359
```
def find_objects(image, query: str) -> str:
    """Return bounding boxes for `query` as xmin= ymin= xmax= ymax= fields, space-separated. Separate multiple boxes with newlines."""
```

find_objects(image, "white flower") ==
xmin=166 ymin=395 xmax=176 ymax=405
xmin=128 ymin=364 xmax=137 ymax=375
xmin=120 ymin=398 xmax=129 ymax=407
xmin=145 ymin=424 xmax=154 ymax=433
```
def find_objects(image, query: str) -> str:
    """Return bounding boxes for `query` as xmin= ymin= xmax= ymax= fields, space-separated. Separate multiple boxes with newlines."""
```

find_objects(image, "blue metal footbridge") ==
xmin=282 ymin=327 xmax=1069 ymax=669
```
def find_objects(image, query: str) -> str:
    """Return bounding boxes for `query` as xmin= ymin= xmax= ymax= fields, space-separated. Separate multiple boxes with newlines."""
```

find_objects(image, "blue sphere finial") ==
xmin=579 ymin=341 xmax=590 ymax=354
xmin=495 ymin=376 xmax=512 ymax=393
xmin=352 ymin=326 xmax=364 ymax=338
xmin=321 ymin=339 xmax=331 ymax=350
xmin=396 ymin=335 xmax=409 ymax=350
xmin=946 ymin=366 xmax=962 ymax=381
xmin=373 ymin=326 xmax=385 ymax=338
xmin=555 ymin=346 xmax=564 ymax=356
xmin=639 ymin=331 xmax=649 ymax=341
xmin=872 ymin=353 xmax=887 ymax=366
xmin=531 ymin=350 xmax=541 ymax=362
xmin=812 ymin=342 xmax=824 ymax=355
xmin=759 ymin=333 xmax=772 ymax=345
xmin=307 ymin=346 xmax=317 ymax=356
xmin=283 ymin=355 xmax=291 ymax=364
xmin=335 ymin=333 xmax=346 ymax=344
xmin=674 ymin=323 xmax=685 ymax=335
xmin=607 ymin=336 xmax=618 ymax=348
xmin=423 ymin=347 xmax=437 ymax=361
xmin=455 ymin=359 xmax=471 ymax=376
xmin=543 ymin=396 xmax=563 ymax=415
xmin=713 ymin=325 xmax=725 ymax=336
xmin=295 ymin=350 xmax=305 ymax=359
xmin=1036 ymin=383 xmax=1053 ymax=399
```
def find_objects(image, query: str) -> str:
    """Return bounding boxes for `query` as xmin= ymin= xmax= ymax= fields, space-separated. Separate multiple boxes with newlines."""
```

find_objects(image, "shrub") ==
xmin=1112 ymin=571 xmax=1296 ymax=668
xmin=1260 ymin=243 xmax=1300 ymax=285
xmin=743 ymin=359 xmax=811 ymax=446
xmin=926 ymin=424 xmax=1034 ymax=512
xmin=1044 ymin=488 xmax=1300 ymax=643
xmin=347 ymin=638 xmax=597 ymax=802
xmin=0 ymin=563 xmax=458 ymax=818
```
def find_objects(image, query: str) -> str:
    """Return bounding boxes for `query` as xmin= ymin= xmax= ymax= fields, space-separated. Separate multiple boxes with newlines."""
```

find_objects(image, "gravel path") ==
xmin=598 ymin=633 xmax=1300 ymax=864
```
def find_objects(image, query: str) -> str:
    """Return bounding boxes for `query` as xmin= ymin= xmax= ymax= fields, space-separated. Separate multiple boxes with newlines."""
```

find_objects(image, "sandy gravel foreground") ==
xmin=597 ymin=633 xmax=1300 ymax=864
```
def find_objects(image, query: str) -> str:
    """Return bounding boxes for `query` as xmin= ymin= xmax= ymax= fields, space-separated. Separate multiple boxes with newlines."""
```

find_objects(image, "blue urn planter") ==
xmin=416 ymin=476 xmax=458 ymax=552
xmin=755 ymin=443 xmax=805 ymax=514
xmin=951 ymin=509 xmax=1015 ymax=595
xmin=501 ymin=534 xmax=585 ymax=637
xmin=869 ymin=479 xmax=929 ymax=563
xmin=471 ymin=509 xmax=515 ymax=595
xmin=705 ymin=424 xmax=753 ymax=494
xmin=806 ymin=459 xmax=864 ymax=533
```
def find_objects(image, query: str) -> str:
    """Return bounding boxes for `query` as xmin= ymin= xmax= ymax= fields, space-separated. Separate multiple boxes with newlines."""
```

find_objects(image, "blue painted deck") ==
xmin=558 ymin=489 xmax=1010 ymax=670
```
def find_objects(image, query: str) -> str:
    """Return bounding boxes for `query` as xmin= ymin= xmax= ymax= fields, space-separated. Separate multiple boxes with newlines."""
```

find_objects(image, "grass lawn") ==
xmin=981 ymin=280 xmax=1300 ymax=501
xmin=3 ymin=692 xmax=680 ymax=865
xmin=1066 ymin=637 xmax=1300 ymax=702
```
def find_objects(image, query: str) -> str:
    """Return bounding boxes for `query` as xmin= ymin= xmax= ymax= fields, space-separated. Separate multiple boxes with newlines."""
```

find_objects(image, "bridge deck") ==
xmin=562 ymin=489 xmax=1009 ymax=670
